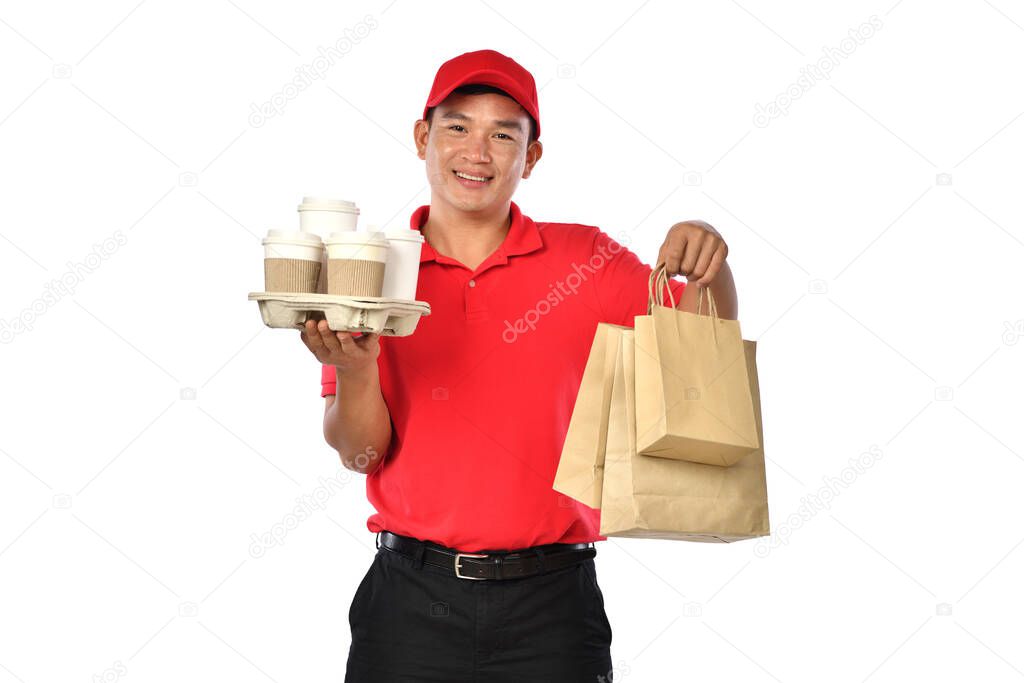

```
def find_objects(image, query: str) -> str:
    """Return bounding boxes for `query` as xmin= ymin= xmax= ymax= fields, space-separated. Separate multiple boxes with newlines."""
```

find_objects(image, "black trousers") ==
xmin=345 ymin=541 xmax=614 ymax=682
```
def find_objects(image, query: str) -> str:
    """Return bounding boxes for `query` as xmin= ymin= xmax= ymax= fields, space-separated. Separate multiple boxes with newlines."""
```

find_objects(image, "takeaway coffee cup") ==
xmin=297 ymin=197 xmax=358 ymax=293
xmin=325 ymin=231 xmax=390 ymax=297
xmin=297 ymin=197 xmax=359 ymax=237
xmin=379 ymin=226 xmax=425 ymax=301
xmin=262 ymin=229 xmax=324 ymax=292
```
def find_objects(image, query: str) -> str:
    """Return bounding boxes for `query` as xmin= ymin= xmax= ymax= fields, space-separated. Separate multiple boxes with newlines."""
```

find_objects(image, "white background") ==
xmin=1 ymin=1 xmax=1022 ymax=681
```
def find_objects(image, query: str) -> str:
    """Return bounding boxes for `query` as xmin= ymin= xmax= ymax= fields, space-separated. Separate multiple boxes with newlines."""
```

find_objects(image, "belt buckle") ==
xmin=454 ymin=552 xmax=490 ymax=580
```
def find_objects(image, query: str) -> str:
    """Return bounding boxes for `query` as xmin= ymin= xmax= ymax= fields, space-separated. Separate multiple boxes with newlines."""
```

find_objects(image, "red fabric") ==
xmin=422 ymin=49 xmax=541 ymax=139
xmin=320 ymin=201 xmax=685 ymax=552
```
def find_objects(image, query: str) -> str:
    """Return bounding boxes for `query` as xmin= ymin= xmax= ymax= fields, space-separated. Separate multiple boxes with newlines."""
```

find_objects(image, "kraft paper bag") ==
xmin=599 ymin=327 xmax=770 ymax=542
xmin=553 ymin=323 xmax=631 ymax=509
xmin=634 ymin=264 xmax=760 ymax=467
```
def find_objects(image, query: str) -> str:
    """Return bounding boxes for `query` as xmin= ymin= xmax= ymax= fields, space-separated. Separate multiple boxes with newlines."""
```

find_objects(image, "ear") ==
xmin=414 ymin=120 xmax=429 ymax=160
xmin=521 ymin=140 xmax=543 ymax=179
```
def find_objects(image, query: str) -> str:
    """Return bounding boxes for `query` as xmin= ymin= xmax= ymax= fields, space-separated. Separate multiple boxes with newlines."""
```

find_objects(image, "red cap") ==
xmin=422 ymin=49 xmax=540 ymax=140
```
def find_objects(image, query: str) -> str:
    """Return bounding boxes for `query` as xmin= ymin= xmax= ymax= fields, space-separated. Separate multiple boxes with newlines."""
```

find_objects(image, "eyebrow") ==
xmin=439 ymin=110 xmax=524 ymax=132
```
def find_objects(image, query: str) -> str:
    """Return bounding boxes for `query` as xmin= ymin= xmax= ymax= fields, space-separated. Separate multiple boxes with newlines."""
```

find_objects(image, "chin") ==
xmin=443 ymin=191 xmax=497 ymax=211
xmin=454 ymin=198 xmax=492 ymax=212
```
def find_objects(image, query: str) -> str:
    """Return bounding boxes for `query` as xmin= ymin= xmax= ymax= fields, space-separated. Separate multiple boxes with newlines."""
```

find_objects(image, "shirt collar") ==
xmin=410 ymin=200 xmax=543 ymax=264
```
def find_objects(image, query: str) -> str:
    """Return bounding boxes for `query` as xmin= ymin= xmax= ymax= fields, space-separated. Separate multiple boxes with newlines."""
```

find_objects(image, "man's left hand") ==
xmin=657 ymin=220 xmax=728 ymax=289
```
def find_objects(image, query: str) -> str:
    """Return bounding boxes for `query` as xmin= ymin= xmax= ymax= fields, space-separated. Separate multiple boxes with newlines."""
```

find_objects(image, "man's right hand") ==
xmin=300 ymin=319 xmax=381 ymax=376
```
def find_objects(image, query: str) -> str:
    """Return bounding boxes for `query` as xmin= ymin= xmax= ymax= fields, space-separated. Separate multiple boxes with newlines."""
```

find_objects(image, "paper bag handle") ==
xmin=649 ymin=262 xmax=720 ymax=317
xmin=695 ymin=282 xmax=719 ymax=320
xmin=648 ymin=263 xmax=721 ymax=343
xmin=647 ymin=263 xmax=677 ymax=313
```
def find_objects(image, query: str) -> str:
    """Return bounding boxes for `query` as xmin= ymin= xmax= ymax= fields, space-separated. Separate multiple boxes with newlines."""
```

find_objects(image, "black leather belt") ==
xmin=377 ymin=530 xmax=596 ymax=581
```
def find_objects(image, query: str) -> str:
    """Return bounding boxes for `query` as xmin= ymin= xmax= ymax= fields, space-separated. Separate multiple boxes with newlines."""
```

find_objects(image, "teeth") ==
xmin=455 ymin=171 xmax=489 ymax=182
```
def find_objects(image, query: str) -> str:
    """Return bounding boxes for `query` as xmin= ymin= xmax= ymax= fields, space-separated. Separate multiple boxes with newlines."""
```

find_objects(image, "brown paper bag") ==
xmin=553 ymin=323 xmax=631 ymax=509
xmin=634 ymin=265 xmax=759 ymax=466
xmin=600 ymin=327 xmax=770 ymax=541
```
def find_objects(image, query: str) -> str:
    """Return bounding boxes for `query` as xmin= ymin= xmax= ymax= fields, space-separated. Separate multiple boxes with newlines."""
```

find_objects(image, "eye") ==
xmin=448 ymin=125 xmax=465 ymax=132
xmin=495 ymin=133 xmax=513 ymax=140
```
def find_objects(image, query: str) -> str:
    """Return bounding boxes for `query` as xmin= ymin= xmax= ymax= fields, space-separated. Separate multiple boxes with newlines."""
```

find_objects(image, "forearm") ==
xmin=324 ymin=367 xmax=392 ymax=475
xmin=676 ymin=261 xmax=738 ymax=320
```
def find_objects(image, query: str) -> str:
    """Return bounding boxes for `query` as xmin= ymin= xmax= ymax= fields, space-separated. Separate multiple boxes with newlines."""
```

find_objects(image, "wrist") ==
xmin=334 ymin=363 xmax=378 ymax=382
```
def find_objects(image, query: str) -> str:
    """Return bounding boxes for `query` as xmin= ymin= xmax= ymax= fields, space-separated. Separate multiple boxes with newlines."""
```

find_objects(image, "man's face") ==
xmin=414 ymin=92 xmax=542 ymax=216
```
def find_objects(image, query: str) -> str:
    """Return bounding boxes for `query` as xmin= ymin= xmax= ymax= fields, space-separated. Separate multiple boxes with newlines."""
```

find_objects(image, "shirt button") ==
xmin=468 ymin=279 xmax=476 ymax=288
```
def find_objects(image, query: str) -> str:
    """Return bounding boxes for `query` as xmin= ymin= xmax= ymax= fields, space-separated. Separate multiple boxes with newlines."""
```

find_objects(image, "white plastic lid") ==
xmin=381 ymin=228 xmax=425 ymax=243
xmin=262 ymin=229 xmax=323 ymax=246
xmin=298 ymin=197 xmax=359 ymax=212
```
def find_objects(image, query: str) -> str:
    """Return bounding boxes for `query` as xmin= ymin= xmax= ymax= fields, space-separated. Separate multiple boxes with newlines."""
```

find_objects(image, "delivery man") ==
xmin=300 ymin=49 xmax=737 ymax=681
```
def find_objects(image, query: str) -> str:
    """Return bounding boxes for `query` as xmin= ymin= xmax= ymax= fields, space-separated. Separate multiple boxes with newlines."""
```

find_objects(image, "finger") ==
xmin=320 ymin=325 xmax=348 ymax=355
xmin=696 ymin=245 xmax=726 ymax=287
xmin=336 ymin=331 xmax=358 ymax=351
xmin=655 ymin=247 xmax=668 ymax=274
xmin=356 ymin=332 xmax=381 ymax=349
xmin=679 ymin=233 xmax=704 ymax=277
xmin=301 ymin=319 xmax=320 ymax=343
xmin=690 ymin=238 xmax=719 ymax=284
xmin=313 ymin=319 xmax=340 ymax=349
xmin=303 ymin=320 xmax=326 ymax=351
xmin=661 ymin=239 xmax=685 ymax=277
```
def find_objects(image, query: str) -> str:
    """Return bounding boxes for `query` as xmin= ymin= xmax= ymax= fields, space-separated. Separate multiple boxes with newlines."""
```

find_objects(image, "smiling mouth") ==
xmin=453 ymin=170 xmax=493 ymax=182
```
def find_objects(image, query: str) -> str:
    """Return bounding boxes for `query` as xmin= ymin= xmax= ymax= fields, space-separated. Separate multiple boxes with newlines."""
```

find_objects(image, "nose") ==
xmin=460 ymin=131 xmax=492 ymax=163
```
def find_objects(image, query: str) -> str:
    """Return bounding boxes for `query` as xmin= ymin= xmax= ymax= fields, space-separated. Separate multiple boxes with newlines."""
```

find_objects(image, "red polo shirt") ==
xmin=320 ymin=200 xmax=686 ymax=552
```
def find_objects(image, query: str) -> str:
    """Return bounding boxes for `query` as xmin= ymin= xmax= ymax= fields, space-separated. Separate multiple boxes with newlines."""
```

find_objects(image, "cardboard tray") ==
xmin=248 ymin=292 xmax=430 ymax=337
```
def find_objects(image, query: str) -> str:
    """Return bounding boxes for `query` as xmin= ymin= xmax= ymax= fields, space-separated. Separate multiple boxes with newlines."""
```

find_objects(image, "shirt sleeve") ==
xmin=321 ymin=363 xmax=336 ymax=397
xmin=590 ymin=228 xmax=686 ymax=327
